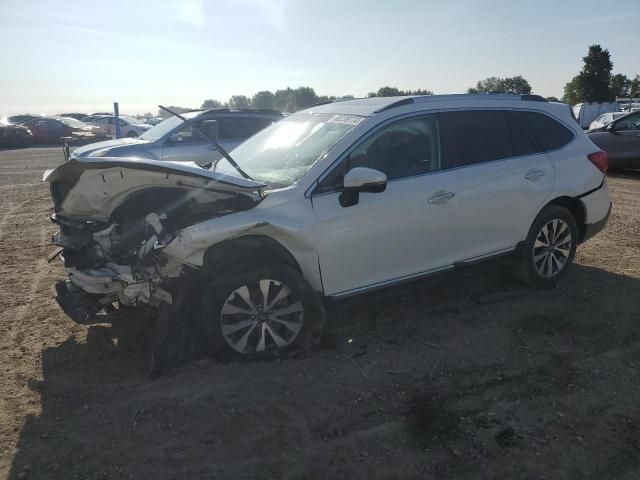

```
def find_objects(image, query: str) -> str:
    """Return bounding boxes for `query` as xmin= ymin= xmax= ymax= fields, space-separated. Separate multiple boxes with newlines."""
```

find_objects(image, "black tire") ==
xmin=201 ymin=264 xmax=325 ymax=361
xmin=513 ymin=205 xmax=578 ymax=288
xmin=127 ymin=131 xmax=138 ymax=138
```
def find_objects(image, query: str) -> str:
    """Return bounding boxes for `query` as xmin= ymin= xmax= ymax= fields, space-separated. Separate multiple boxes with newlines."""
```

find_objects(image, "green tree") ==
xmin=468 ymin=76 xmax=531 ymax=95
xmin=407 ymin=88 xmax=433 ymax=96
xmin=580 ymin=45 xmax=613 ymax=102
xmin=630 ymin=75 xmax=640 ymax=97
xmin=368 ymin=87 xmax=432 ymax=97
xmin=291 ymin=86 xmax=319 ymax=110
xmin=251 ymin=91 xmax=276 ymax=109
xmin=609 ymin=74 xmax=630 ymax=99
xmin=376 ymin=86 xmax=403 ymax=97
xmin=562 ymin=76 xmax=582 ymax=104
xmin=563 ymin=45 xmax=613 ymax=104
xmin=227 ymin=95 xmax=251 ymax=110
xmin=201 ymin=99 xmax=223 ymax=109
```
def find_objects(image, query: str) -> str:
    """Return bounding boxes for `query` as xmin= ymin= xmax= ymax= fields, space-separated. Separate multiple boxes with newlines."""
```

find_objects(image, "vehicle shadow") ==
xmin=7 ymin=262 xmax=640 ymax=479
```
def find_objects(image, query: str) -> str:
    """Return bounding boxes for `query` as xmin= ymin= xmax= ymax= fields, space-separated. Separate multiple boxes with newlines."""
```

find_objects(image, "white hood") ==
xmin=46 ymin=156 xmax=265 ymax=221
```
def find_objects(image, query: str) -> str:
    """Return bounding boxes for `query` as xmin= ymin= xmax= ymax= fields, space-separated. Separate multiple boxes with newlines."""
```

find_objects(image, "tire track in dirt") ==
xmin=0 ymin=201 xmax=27 ymax=240
xmin=9 ymin=225 xmax=50 ymax=346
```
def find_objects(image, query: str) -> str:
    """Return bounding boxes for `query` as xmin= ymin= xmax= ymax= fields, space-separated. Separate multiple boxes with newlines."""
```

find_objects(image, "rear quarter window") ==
xmin=513 ymin=111 xmax=574 ymax=152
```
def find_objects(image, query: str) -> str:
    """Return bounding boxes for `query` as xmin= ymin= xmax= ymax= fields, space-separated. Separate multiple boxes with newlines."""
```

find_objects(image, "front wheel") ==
xmin=513 ymin=205 xmax=578 ymax=288
xmin=201 ymin=265 xmax=325 ymax=361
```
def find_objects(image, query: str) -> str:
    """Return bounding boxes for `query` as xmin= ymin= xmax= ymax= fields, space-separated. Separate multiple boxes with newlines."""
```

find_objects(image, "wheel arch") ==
xmin=202 ymin=234 xmax=303 ymax=279
xmin=537 ymin=196 xmax=587 ymax=242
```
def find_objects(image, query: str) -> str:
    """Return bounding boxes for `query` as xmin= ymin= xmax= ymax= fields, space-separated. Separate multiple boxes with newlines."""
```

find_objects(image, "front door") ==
xmin=311 ymin=114 xmax=457 ymax=296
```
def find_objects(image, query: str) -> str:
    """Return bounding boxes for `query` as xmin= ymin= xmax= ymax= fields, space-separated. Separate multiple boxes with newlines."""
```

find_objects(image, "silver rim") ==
xmin=533 ymin=219 xmax=572 ymax=278
xmin=220 ymin=279 xmax=304 ymax=354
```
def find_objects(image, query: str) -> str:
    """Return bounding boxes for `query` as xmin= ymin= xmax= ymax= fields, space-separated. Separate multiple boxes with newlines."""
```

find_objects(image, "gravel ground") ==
xmin=0 ymin=147 xmax=639 ymax=480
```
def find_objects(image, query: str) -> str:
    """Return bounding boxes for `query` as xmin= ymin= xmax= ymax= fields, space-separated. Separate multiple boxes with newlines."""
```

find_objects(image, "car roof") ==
xmin=302 ymin=94 xmax=550 ymax=116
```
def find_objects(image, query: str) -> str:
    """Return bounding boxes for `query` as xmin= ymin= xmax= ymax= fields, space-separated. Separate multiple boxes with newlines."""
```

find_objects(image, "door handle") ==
xmin=207 ymin=145 xmax=217 ymax=150
xmin=525 ymin=169 xmax=546 ymax=181
xmin=428 ymin=192 xmax=455 ymax=204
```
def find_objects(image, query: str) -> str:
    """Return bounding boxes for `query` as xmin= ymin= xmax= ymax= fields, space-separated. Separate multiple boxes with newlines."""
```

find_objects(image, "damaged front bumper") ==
xmin=49 ymin=211 xmax=180 ymax=317
xmin=65 ymin=263 xmax=172 ymax=305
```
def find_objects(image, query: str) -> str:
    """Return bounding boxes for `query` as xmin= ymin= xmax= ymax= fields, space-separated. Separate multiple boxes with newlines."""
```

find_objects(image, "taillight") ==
xmin=588 ymin=151 xmax=608 ymax=174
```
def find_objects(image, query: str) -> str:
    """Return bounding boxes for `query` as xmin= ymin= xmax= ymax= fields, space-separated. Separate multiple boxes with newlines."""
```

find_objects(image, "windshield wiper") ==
xmin=158 ymin=105 xmax=252 ymax=180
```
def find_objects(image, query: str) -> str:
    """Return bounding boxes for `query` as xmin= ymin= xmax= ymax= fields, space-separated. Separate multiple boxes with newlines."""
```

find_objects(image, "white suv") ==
xmin=84 ymin=115 xmax=152 ymax=138
xmin=46 ymin=94 xmax=611 ymax=362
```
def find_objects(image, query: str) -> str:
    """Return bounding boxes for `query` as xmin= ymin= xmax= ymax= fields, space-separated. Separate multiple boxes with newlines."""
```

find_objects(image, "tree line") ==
xmin=155 ymin=45 xmax=638 ymax=117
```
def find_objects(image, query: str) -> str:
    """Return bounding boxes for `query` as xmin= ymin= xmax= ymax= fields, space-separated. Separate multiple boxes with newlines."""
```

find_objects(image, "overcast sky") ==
xmin=1 ymin=0 xmax=639 ymax=115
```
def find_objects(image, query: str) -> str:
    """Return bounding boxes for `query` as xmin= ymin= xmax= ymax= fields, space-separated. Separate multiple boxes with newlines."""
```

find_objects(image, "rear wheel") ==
xmin=202 ymin=265 xmax=325 ymax=361
xmin=127 ymin=131 xmax=138 ymax=138
xmin=513 ymin=205 xmax=578 ymax=288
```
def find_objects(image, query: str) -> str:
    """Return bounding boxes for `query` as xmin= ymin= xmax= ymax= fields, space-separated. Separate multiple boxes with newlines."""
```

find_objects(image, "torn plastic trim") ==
xmin=66 ymin=264 xmax=173 ymax=306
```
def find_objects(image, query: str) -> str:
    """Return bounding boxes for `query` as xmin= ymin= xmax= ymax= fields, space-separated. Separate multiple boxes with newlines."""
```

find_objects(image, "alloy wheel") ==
xmin=219 ymin=279 xmax=304 ymax=354
xmin=532 ymin=219 xmax=572 ymax=278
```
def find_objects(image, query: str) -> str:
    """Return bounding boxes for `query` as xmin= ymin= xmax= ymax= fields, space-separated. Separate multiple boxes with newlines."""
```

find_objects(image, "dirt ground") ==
xmin=0 ymin=147 xmax=639 ymax=480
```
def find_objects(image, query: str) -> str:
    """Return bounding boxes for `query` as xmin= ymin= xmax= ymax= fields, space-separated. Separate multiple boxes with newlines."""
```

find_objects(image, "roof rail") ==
xmin=298 ymin=100 xmax=334 ymax=112
xmin=202 ymin=108 xmax=283 ymax=116
xmin=374 ymin=97 xmax=415 ymax=113
xmin=520 ymin=94 xmax=547 ymax=102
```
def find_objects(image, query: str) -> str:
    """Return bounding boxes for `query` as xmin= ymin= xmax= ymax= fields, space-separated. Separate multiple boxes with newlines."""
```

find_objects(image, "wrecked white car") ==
xmin=47 ymin=95 xmax=611 ymax=368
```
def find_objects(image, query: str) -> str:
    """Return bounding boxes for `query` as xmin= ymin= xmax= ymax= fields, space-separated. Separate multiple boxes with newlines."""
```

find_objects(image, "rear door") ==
xmin=439 ymin=110 xmax=555 ymax=261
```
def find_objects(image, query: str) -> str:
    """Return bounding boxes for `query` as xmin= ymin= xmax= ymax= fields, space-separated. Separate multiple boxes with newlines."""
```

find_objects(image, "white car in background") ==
xmin=589 ymin=112 xmax=627 ymax=130
xmin=85 ymin=115 xmax=152 ymax=138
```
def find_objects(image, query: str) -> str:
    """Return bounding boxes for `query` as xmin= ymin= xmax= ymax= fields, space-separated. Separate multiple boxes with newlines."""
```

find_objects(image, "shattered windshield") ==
xmin=214 ymin=112 xmax=364 ymax=186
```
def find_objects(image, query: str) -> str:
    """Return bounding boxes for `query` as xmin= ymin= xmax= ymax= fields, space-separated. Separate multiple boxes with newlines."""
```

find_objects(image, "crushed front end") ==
xmin=45 ymin=156 xmax=265 ymax=324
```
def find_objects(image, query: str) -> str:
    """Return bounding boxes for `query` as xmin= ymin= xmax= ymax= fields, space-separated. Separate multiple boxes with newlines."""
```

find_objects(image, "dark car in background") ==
xmin=588 ymin=110 xmax=640 ymax=170
xmin=0 ymin=119 xmax=34 ymax=148
xmin=21 ymin=116 xmax=109 ymax=145
xmin=6 ymin=114 xmax=38 ymax=125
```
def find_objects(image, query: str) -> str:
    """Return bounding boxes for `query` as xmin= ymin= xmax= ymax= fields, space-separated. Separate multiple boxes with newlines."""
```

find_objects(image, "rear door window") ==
xmin=513 ymin=111 xmax=574 ymax=151
xmin=218 ymin=117 xmax=275 ymax=140
xmin=438 ymin=110 xmax=513 ymax=168
xmin=507 ymin=112 xmax=537 ymax=157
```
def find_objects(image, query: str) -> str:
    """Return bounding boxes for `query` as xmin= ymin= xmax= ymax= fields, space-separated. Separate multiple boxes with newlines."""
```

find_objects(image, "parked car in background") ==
xmin=58 ymin=113 xmax=89 ymax=121
xmin=0 ymin=118 xmax=33 ymax=148
xmin=71 ymin=109 xmax=283 ymax=165
xmin=85 ymin=115 xmax=152 ymax=138
xmin=588 ymin=110 xmax=640 ymax=170
xmin=49 ymin=94 xmax=611 ymax=361
xmin=6 ymin=114 xmax=39 ymax=125
xmin=588 ymin=112 xmax=627 ymax=130
xmin=22 ymin=116 xmax=109 ymax=144
xmin=572 ymin=102 xmax=619 ymax=129
xmin=146 ymin=117 xmax=163 ymax=126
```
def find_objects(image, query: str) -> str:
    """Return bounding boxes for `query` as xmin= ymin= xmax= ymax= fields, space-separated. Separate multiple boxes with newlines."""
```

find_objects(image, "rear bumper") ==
xmin=582 ymin=202 xmax=611 ymax=243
